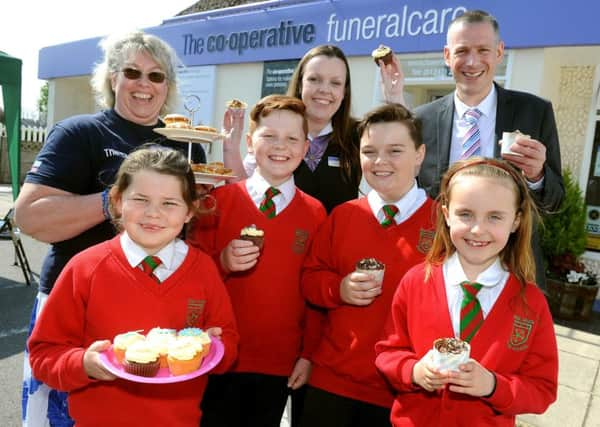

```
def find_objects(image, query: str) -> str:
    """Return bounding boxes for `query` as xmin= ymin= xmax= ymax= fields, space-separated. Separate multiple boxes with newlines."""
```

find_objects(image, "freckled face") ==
xmin=247 ymin=110 xmax=309 ymax=186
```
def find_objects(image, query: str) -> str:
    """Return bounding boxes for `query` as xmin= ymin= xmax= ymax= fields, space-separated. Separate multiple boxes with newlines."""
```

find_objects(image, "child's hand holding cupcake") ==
xmin=220 ymin=235 xmax=261 ymax=273
xmin=340 ymin=270 xmax=382 ymax=307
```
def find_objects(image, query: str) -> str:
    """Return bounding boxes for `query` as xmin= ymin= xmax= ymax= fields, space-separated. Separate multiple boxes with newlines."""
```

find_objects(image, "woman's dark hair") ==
xmin=287 ymin=45 xmax=361 ymax=186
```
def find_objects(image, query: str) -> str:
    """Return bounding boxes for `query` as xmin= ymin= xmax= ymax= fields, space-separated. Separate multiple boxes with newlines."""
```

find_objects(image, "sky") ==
xmin=1 ymin=0 xmax=196 ymax=117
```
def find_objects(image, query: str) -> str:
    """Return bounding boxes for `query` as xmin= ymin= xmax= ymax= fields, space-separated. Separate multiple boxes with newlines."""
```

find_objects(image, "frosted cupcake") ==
xmin=198 ymin=331 xmax=212 ymax=357
xmin=113 ymin=331 xmax=145 ymax=364
xmin=178 ymin=327 xmax=203 ymax=339
xmin=226 ymin=98 xmax=247 ymax=110
xmin=123 ymin=340 xmax=161 ymax=377
xmin=147 ymin=327 xmax=177 ymax=340
xmin=147 ymin=329 xmax=177 ymax=368
xmin=167 ymin=339 xmax=204 ymax=376
xmin=431 ymin=337 xmax=470 ymax=371
xmin=240 ymin=224 xmax=265 ymax=249
xmin=355 ymin=258 xmax=385 ymax=285
xmin=371 ymin=44 xmax=393 ymax=66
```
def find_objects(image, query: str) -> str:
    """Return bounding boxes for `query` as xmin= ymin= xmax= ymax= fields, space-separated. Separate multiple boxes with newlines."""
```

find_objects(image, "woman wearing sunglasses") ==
xmin=15 ymin=30 xmax=206 ymax=427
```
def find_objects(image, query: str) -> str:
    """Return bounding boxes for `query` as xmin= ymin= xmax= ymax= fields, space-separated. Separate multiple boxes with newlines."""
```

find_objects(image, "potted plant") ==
xmin=541 ymin=170 xmax=598 ymax=320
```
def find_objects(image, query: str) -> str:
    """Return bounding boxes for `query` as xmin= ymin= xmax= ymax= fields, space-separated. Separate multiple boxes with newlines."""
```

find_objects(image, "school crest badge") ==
xmin=292 ymin=229 xmax=309 ymax=254
xmin=416 ymin=229 xmax=435 ymax=254
xmin=508 ymin=315 xmax=534 ymax=351
xmin=186 ymin=299 xmax=206 ymax=327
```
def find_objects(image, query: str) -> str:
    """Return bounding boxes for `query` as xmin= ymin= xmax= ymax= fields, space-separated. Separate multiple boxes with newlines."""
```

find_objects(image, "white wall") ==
xmin=47 ymin=76 xmax=95 ymax=126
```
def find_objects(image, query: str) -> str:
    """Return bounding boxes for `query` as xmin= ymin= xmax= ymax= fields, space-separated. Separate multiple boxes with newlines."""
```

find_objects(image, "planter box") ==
xmin=546 ymin=278 xmax=599 ymax=320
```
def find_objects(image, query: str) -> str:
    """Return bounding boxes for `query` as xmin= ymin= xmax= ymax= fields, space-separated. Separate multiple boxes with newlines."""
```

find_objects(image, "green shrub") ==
xmin=540 ymin=169 xmax=593 ymax=284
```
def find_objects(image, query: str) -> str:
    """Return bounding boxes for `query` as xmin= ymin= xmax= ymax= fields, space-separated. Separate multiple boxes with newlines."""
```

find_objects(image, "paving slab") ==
xmin=559 ymin=351 xmax=599 ymax=392
xmin=519 ymin=385 xmax=589 ymax=427
xmin=584 ymin=395 xmax=600 ymax=427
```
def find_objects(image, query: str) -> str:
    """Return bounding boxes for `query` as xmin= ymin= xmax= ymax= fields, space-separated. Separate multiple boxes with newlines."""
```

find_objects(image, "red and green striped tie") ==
xmin=460 ymin=281 xmax=484 ymax=342
xmin=259 ymin=187 xmax=281 ymax=219
xmin=381 ymin=204 xmax=399 ymax=228
xmin=140 ymin=255 xmax=162 ymax=283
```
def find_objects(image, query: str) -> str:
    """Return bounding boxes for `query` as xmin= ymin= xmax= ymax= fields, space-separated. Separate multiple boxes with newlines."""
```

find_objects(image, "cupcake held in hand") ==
xmin=431 ymin=337 xmax=470 ymax=371
xmin=355 ymin=257 xmax=385 ymax=285
xmin=240 ymin=224 xmax=265 ymax=249
xmin=371 ymin=44 xmax=394 ymax=66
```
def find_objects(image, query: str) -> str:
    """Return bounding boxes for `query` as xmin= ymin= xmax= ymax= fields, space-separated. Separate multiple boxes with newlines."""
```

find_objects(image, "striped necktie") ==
xmin=459 ymin=281 xmax=484 ymax=342
xmin=381 ymin=204 xmax=399 ymax=228
xmin=460 ymin=108 xmax=482 ymax=159
xmin=259 ymin=187 xmax=281 ymax=219
xmin=305 ymin=133 xmax=330 ymax=171
xmin=140 ymin=255 xmax=162 ymax=283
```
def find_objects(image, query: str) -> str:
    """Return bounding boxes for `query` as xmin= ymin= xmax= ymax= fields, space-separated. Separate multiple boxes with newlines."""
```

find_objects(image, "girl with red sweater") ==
xmin=375 ymin=158 xmax=558 ymax=426
xmin=189 ymin=95 xmax=327 ymax=427
xmin=28 ymin=147 xmax=239 ymax=426
xmin=299 ymin=103 xmax=436 ymax=427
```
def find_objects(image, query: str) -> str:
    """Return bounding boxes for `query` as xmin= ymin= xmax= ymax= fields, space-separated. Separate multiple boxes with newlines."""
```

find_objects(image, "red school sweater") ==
xmin=375 ymin=263 xmax=558 ymax=427
xmin=28 ymin=236 xmax=239 ymax=427
xmin=301 ymin=197 xmax=436 ymax=408
xmin=189 ymin=180 xmax=327 ymax=376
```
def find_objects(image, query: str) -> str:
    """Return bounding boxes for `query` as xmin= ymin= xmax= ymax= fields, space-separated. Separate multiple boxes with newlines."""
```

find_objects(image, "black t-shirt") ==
xmin=26 ymin=109 xmax=205 ymax=294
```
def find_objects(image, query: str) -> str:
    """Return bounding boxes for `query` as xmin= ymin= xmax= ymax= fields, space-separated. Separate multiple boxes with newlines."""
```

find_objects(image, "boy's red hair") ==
xmin=248 ymin=94 xmax=308 ymax=137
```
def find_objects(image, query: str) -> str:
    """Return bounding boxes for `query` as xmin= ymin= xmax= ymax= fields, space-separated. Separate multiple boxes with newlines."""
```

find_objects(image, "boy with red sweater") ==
xmin=299 ymin=104 xmax=436 ymax=427
xmin=189 ymin=95 xmax=327 ymax=427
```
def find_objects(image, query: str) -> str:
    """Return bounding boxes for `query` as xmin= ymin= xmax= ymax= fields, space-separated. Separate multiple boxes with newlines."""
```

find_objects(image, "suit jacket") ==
xmin=414 ymin=83 xmax=564 ymax=288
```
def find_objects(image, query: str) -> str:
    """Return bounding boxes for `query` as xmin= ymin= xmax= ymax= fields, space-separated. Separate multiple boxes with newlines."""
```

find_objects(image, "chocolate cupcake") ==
xmin=371 ymin=44 xmax=394 ymax=66
xmin=240 ymin=224 xmax=265 ymax=249
xmin=431 ymin=337 xmax=470 ymax=371
xmin=355 ymin=257 xmax=385 ymax=285
xmin=123 ymin=340 xmax=160 ymax=377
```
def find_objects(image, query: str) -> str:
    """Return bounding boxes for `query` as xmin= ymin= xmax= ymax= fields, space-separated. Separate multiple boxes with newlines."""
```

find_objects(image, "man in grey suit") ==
xmin=385 ymin=10 xmax=564 ymax=288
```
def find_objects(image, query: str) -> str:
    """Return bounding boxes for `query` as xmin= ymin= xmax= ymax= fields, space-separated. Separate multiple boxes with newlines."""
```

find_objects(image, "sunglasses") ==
xmin=121 ymin=67 xmax=167 ymax=84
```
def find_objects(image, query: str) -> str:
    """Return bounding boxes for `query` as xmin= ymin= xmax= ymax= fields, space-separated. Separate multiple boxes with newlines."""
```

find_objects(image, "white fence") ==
xmin=0 ymin=123 xmax=47 ymax=145
xmin=0 ymin=122 xmax=46 ymax=183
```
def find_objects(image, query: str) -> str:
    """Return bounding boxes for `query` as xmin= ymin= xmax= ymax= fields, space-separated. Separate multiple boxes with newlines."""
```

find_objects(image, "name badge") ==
xmin=328 ymin=156 xmax=340 ymax=167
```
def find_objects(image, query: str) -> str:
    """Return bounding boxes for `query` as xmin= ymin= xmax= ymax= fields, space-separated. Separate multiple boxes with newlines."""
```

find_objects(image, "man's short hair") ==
xmin=447 ymin=10 xmax=500 ymax=43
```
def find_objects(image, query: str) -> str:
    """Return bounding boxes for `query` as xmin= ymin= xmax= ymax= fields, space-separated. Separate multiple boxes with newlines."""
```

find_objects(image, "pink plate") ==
xmin=99 ymin=337 xmax=224 ymax=384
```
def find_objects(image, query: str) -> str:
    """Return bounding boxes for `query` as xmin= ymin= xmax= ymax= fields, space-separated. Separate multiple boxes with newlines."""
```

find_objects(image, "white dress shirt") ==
xmin=443 ymin=252 xmax=509 ymax=337
xmin=450 ymin=85 xmax=544 ymax=189
xmin=367 ymin=181 xmax=427 ymax=225
xmin=120 ymin=232 xmax=188 ymax=282
xmin=449 ymin=86 xmax=498 ymax=165
xmin=307 ymin=122 xmax=333 ymax=141
xmin=246 ymin=171 xmax=296 ymax=215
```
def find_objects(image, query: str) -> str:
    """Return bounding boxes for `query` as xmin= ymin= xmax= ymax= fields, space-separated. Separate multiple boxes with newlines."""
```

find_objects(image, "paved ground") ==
xmin=0 ymin=184 xmax=598 ymax=427
xmin=0 ymin=186 xmax=44 ymax=427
